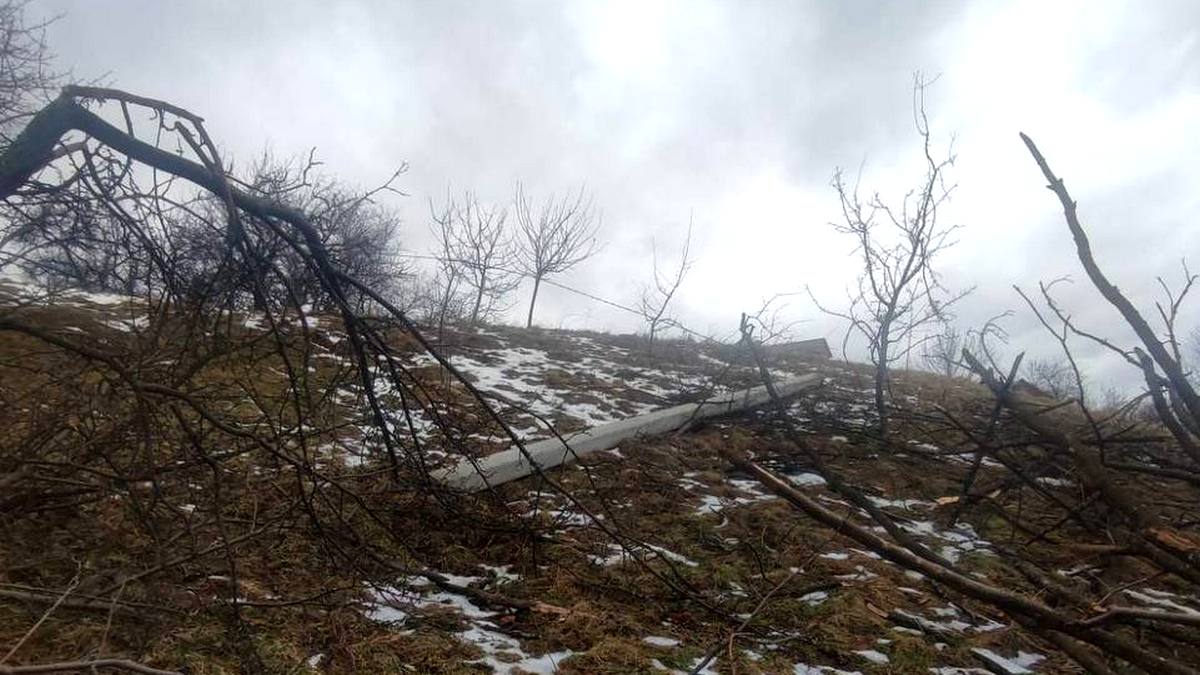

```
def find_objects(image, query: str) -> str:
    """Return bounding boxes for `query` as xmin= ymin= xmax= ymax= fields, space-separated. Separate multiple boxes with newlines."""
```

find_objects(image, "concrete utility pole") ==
xmin=434 ymin=374 xmax=821 ymax=491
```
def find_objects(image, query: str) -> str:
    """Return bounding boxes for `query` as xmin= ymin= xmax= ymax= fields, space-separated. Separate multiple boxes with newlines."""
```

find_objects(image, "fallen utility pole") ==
xmin=435 ymin=374 xmax=821 ymax=491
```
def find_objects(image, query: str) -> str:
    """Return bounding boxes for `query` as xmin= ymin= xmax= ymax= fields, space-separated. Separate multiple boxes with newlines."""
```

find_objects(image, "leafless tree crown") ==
xmin=0 ymin=1 xmax=58 ymax=146
xmin=429 ymin=190 xmax=518 ymax=327
xmin=512 ymin=182 xmax=600 ymax=327
xmin=811 ymin=74 xmax=972 ymax=435
xmin=637 ymin=216 xmax=694 ymax=353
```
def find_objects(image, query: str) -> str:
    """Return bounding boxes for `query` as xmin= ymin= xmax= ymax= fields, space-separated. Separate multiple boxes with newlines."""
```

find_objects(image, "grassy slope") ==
xmin=1 ymin=289 xmax=1196 ymax=674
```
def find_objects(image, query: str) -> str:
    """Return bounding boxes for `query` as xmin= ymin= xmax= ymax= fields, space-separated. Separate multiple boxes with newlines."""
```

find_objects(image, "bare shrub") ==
xmin=637 ymin=217 xmax=694 ymax=354
xmin=922 ymin=321 xmax=966 ymax=377
xmin=1022 ymin=356 xmax=1078 ymax=400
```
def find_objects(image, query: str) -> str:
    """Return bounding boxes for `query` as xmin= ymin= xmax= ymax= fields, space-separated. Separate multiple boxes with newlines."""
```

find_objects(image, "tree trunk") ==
xmin=438 ymin=269 xmax=458 ymax=335
xmin=526 ymin=275 xmax=541 ymax=328
xmin=471 ymin=278 xmax=484 ymax=326
xmin=874 ymin=326 xmax=890 ymax=437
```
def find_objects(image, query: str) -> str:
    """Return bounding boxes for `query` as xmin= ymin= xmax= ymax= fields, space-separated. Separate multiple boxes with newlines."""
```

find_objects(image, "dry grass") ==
xmin=2 ymin=292 xmax=1198 ymax=673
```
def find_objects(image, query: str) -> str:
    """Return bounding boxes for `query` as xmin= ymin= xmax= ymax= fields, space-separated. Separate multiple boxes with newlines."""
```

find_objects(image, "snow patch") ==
xmin=854 ymin=650 xmax=889 ymax=665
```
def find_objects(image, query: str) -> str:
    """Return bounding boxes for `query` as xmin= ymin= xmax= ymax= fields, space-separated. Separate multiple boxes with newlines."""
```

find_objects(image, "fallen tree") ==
xmin=0 ymin=86 xmax=709 ymax=671
xmin=718 ymin=133 xmax=1200 ymax=674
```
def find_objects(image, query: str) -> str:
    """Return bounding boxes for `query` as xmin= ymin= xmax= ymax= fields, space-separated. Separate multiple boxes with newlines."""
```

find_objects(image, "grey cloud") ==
xmin=31 ymin=0 xmax=1200 ymax=393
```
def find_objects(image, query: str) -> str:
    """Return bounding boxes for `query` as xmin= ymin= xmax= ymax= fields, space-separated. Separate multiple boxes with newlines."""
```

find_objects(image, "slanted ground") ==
xmin=1 ymin=284 xmax=1197 ymax=674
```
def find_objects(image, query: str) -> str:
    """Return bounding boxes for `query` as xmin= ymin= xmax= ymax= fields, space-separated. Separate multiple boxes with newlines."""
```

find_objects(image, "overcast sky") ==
xmin=34 ymin=0 xmax=1200 ymax=392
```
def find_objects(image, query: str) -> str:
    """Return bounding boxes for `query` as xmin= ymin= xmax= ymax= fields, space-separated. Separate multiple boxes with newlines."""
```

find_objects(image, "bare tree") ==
xmin=735 ymin=300 xmax=1200 ymax=675
xmin=253 ymin=154 xmax=406 ymax=311
xmin=1022 ymin=357 xmax=1077 ymax=400
xmin=430 ymin=190 xmax=518 ymax=326
xmin=1187 ymin=325 xmax=1200 ymax=387
xmin=428 ymin=199 xmax=468 ymax=333
xmin=1017 ymin=132 xmax=1200 ymax=467
xmin=0 ymin=85 xmax=557 ymax=673
xmin=921 ymin=321 xmax=965 ymax=377
xmin=513 ymin=182 xmax=600 ymax=328
xmin=4 ymin=80 xmax=1200 ymax=673
xmin=7 ymin=150 xmax=407 ymax=311
xmin=810 ymin=75 xmax=971 ymax=436
xmin=0 ymin=1 xmax=58 ymax=148
xmin=637 ymin=217 xmax=694 ymax=353
xmin=0 ymin=0 xmax=60 ymax=263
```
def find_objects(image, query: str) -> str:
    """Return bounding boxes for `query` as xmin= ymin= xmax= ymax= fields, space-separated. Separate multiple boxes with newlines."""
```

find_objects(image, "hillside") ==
xmin=1 ymin=284 xmax=1198 ymax=675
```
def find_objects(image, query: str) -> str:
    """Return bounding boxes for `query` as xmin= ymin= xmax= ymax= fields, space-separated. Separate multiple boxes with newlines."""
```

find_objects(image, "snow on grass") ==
xmin=787 ymin=472 xmax=827 ymax=487
xmin=970 ymin=648 xmax=1044 ymax=674
xmin=800 ymin=590 xmax=829 ymax=606
xmin=694 ymin=494 xmax=726 ymax=515
xmin=429 ymin=331 xmax=727 ymax=437
xmin=367 ymin=577 xmax=575 ymax=673
xmin=642 ymin=635 xmax=681 ymax=647
xmin=102 ymin=315 xmax=150 ymax=332
xmin=408 ymin=581 xmax=492 ymax=619
xmin=854 ymin=649 xmax=889 ymax=664
xmin=898 ymin=520 xmax=992 ymax=563
xmin=480 ymin=564 xmax=519 ymax=584
xmin=459 ymin=624 xmax=575 ymax=674
xmin=835 ymin=565 xmax=879 ymax=582
xmin=675 ymin=657 xmax=720 ymax=675
xmin=891 ymin=603 xmax=1005 ymax=635
xmin=868 ymin=495 xmax=932 ymax=510
xmin=70 ymin=290 xmax=131 ymax=305
xmin=692 ymin=477 xmax=778 ymax=515
xmin=544 ymin=508 xmax=595 ymax=528
xmin=793 ymin=664 xmax=863 ymax=675
xmin=849 ymin=548 xmax=883 ymax=560
xmin=1124 ymin=588 xmax=1200 ymax=616
xmin=642 ymin=543 xmax=699 ymax=568
xmin=589 ymin=542 xmax=698 ymax=568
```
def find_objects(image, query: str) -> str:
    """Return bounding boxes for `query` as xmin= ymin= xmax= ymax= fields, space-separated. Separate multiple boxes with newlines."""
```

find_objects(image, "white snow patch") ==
xmin=102 ymin=315 xmax=150 ymax=332
xmin=366 ymin=577 xmax=575 ymax=674
xmin=460 ymin=624 xmax=575 ymax=674
xmin=854 ymin=650 xmax=889 ymax=665
xmin=1125 ymin=589 xmax=1200 ymax=616
xmin=970 ymin=648 xmax=1044 ymax=674
xmin=794 ymin=664 xmax=863 ymax=675
xmin=589 ymin=542 xmax=698 ymax=568
xmin=800 ymin=590 xmax=829 ymax=606
xmin=868 ymin=496 xmax=932 ymax=510
xmin=835 ymin=565 xmax=878 ymax=582
xmin=480 ymin=564 xmax=519 ymax=584
xmin=787 ymin=472 xmax=827 ymax=487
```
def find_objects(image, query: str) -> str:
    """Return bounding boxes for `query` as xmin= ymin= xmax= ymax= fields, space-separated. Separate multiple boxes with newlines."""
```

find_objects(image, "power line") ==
xmin=382 ymin=251 xmax=733 ymax=344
